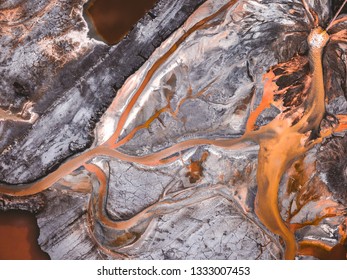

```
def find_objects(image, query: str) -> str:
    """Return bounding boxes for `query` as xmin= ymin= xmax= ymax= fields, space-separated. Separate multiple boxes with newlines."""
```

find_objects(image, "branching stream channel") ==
xmin=1 ymin=0 xmax=347 ymax=259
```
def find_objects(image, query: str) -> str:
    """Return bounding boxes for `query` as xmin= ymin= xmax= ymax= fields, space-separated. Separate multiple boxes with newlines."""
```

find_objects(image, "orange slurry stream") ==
xmin=112 ymin=78 xmax=217 ymax=149
xmin=298 ymin=240 xmax=347 ymax=260
xmin=84 ymin=163 xmax=153 ymax=230
xmin=243 ymin=26 xmax=332 ymax=259
xmin=289 ymin=207 xmax=345 ymax=232
xmin=1 ymin=1 xmax=347 ymax=260
xmin=84 ymin=162 xmax=228 ymax=249
xmin=253 ymin=124 xmax=307 ymax=259
xmin=335 ymin=114 xmax=347 ymax=132
xmin=246 ymin=55 xmax=310 ymax=132
xmin=246 ymin=70 xmax=279 ymax=131
xmin=0 ymin=136 xmax=248 ymax=197
xmin=113 ymin=106 xmax=171 ymax=148
xmin=294 ymin=28 xmax=330 ymax=135
xmin=0 ymin=147 xmax=106 ymax=196
xmin=105 ymin=0 xmax=238 ymax=148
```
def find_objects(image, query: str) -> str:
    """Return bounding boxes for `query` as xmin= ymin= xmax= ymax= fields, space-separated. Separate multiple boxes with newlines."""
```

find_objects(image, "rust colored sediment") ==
xmin=254 ymin=133 xmax=303 ymax=259
xmin=0 ymin=136 xmax=247 ymax=197
xmin=105 ymin=0 xmax=238 ymax=148
xmin=113 ymin=106 xmax=171 ymax=148
xmin=1 ymin=1 xmax=347 ymax=260
xmin=84 ymin=163 xmax=155 ymax=231
xmin=244 ymin=26 xmax=332 ymax=259
xmin=289 ymin=211 xmax=344 ymax=232
xmin=246 ymin=70 xmax=279 ymax=131
xmin=112 ymin=77 xmax=216 ymax=149
xmin=298 ymin=240 xmax=347 ymax=260
xmin=84 ymin=162 xmax=232 ymax=250
xmin=336 ymin=114 xmax=347 ymax=132
xmin=0 ymin=210 xmax=50 ymax=260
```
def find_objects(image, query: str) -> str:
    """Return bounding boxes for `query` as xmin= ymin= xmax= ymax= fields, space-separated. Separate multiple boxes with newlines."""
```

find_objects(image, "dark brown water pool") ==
xmin=0 ymin=210 xmax=50 ymax=260
xmin=85 ymin=0 xmax=158 ymax=44
xmin=0 ymin=0 xmax=163 ymax=261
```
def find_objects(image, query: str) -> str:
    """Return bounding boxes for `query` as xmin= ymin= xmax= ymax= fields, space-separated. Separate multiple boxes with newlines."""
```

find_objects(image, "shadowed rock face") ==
xmin=317 ymin=135 xmax=347 ymax=204
xmin=0 ymin=0 xmax=206 ymax=184
xmin=1 ymin=0 xmax=347 ymax=260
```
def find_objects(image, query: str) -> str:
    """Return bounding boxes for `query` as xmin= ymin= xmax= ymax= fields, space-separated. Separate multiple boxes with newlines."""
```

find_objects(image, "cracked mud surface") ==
xmin=1 ymin=0 xmax=347 ymax=260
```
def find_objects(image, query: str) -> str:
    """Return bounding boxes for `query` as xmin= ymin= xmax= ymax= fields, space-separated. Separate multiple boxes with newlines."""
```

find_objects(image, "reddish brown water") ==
xmin=0 ymin=1 xmax=160 ymax=260
xmin=0 ymin=0 xmax=347 ymax=260
xmin=0 ymin=210 xmax=50 ymax=260
xmin=85 ymin=0 xmax=158 ymax=44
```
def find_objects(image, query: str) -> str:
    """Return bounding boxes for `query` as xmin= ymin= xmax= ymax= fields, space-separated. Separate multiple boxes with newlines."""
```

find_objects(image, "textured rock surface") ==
xmin=0 ymin=193 xmax=45 ymax=213
xmin=0 ymin=0 xmax=206 ymax=183
xmin=1 ymin=0 xmax=347 ymax=260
